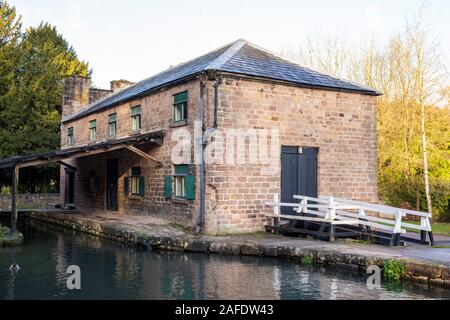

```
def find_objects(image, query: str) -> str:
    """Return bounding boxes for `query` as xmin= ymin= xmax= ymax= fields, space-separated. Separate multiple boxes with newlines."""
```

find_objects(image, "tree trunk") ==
xmin=415 ymin=187 xmax=420 ymax=211
xmin=421 ymin=102 xmax=433 ymax=217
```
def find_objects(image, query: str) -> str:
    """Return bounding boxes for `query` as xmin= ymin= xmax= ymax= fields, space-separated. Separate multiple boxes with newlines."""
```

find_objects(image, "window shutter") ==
xmin=185 ymin=175 xmax=195 ymax=200
xmin=164 ymin=176 xmax=172 ymax=198
xmin=139 ymin=176 xmax=145 ymax=196
xmin=124 ymin=177 xmax=129 ymax=196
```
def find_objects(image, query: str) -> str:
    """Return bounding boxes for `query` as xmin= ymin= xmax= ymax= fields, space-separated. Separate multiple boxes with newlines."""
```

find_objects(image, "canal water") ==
xmin=0 ymin=217 xmax=449 ymax=300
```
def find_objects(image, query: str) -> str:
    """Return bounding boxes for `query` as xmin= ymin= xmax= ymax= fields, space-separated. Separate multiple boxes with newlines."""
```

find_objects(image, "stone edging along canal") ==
xmin=26 ymin=211 xmax=450 ymax=289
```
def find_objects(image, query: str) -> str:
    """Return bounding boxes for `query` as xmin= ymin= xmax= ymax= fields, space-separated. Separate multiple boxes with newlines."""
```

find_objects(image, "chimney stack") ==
xmin=110 ymin=79 xmax=134 ymax=92
xmin=62 ymin=77 xmax=91 ymax=119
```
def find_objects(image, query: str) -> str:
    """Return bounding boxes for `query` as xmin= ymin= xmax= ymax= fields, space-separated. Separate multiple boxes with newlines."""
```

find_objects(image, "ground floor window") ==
xmin=124 ymin=167 xmax=144 ymax=196
xmin=174 ymin=176 xmax=186 ymax=198
xmin=164 ymin=164 xmax=195 ymax=200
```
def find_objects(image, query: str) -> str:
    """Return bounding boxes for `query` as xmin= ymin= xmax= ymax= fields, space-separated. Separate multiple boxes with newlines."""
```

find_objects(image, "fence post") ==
xmin=358 ymin=207 xmax=371 ymax=237
xmin=424 ymin=216 xmax=434 ymax=246
xmin=273 ymin=193 xmax=280 ymax=233
xmin=390 ymin=211 xmax=404 ymax=246
xmin=420 ymin=217 xmax=427 ymax=242
xmin=299 ymin=198 xmax=307 ymax=214
xmin=328 ymin=196 xmax=336 ymax=242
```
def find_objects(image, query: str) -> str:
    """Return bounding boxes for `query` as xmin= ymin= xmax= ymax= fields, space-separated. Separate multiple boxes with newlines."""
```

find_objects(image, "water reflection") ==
xmin=0 ymin=218 xmax=449 ymax=300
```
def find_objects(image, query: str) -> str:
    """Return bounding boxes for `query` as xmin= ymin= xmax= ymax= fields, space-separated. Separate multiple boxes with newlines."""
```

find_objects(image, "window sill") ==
xmin=170 ymin=120 xmax=188 ymax=128
xmin=128 ymin=195 xmax=143 ymax=200
xmin=170 ymin=197 xmax=191 ymax=205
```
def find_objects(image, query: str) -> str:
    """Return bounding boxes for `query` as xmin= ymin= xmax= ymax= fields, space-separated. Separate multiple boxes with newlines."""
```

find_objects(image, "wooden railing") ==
xmin=265 ymin=194 xmax=434 ymax=246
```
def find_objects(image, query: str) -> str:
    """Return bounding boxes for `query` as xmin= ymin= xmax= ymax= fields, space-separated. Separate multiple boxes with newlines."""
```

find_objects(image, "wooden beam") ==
xmin=57 ymin=160 xmax=77 ymax=171
xmin=15 ymin=145 xmax=125 ymax=169
xmin=122 ymin=144 xmax=163 ymax=167
xmin=10 ymin=165 xmax=19 ymax=234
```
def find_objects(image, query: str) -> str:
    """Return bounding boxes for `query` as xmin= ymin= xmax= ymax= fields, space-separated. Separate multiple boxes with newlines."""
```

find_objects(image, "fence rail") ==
xmin=265 ymin=194 xmax=434 ymax=246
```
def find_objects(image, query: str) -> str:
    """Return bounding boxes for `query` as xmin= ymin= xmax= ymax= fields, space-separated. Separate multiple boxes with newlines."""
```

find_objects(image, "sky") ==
xmin=11 ymin=0 xmax=450 ymax=89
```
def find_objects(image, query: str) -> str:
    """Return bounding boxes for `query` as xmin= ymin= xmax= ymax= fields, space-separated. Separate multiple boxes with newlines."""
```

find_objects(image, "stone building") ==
xmin=7 ymin=39 xmax=381 ymax=235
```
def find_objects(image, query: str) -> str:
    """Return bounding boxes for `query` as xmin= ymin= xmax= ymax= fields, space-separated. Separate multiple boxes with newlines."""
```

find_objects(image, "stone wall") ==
xmin=0 ymin=193 xmax=60 ymax=210
xmin=203 ymin=75 xmax=378 ymax=234
xmin=60 ymin=78 xmax=205 ymax=227
xmin=58 ymin=73 xmax=378 ymax=235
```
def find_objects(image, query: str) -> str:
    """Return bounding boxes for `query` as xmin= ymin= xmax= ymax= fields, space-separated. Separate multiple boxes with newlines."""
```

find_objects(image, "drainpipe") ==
xmin=195 ymin=75 xmax=206 ymax=234
xmin=213 ymin=75 xmax=222 ymax=129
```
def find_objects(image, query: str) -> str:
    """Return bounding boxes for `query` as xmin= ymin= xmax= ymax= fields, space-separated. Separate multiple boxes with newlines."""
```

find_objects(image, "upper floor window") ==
xmin=67 ymin=127 xmax=74 ymax=146
xmin=108 ymin=113 xmax=117 ymax=137
xmin=173 ymin=91 xmax=187 ymax=122
xmin=131 ymin=106 xmax=141 ymax=131
xmin=89 ymin=120 xmax=97 ymax=141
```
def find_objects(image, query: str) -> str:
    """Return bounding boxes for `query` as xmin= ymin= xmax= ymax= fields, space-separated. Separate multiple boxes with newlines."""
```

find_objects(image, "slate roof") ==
xmin=63 ymin=39 xmax=381 ymax=123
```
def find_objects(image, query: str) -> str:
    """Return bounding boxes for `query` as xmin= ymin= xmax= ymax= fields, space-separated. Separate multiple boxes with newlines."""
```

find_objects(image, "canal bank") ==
xmin=26 ymin=211 xmax=450 ymax=289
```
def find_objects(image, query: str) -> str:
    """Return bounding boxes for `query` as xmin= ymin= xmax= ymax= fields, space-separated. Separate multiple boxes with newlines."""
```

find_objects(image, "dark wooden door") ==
xmin=65 ymin=170 xmax=75 ymax=205
xmin=281 ymin=146 xmax=318 ymax=214
xmin=106 ymin=158 xmax=119 ymax=211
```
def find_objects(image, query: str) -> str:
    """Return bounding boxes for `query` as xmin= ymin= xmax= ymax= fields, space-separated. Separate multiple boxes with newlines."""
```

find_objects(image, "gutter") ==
xmin=196 ymin=71 xmax=222 ymax=233
xmin=195 ymin=73 xmax=207 ymax=234
xmin=63 ymin=70 xmax=380 ymax=124
xmin=219 ymin=72 xmax=383 ymax=96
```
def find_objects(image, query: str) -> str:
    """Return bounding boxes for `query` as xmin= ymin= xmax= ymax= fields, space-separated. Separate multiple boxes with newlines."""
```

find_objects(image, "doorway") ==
xmin=106 ymin=158 xmax=119 ymax=211
xmin=280 ymin=146 xmax=318 ymax=214
xmin=64 ymin=169 xmax=75 ymax=207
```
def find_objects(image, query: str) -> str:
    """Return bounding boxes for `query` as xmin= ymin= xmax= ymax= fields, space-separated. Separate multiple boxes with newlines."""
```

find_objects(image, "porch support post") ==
xmin=10 ymin=165 xmax=19 ymax=234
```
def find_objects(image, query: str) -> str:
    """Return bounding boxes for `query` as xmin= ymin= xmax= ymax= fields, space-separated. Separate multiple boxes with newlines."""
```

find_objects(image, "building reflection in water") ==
xmin=1 ymin=219 xmax=449 ymax=300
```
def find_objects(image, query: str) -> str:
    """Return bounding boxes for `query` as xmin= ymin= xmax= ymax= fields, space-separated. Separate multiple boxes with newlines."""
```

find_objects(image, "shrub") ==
xmin=301 ymin=255 xmax=313 ymax=265
xmin=383 ymin=259 xmax=406 ymax=280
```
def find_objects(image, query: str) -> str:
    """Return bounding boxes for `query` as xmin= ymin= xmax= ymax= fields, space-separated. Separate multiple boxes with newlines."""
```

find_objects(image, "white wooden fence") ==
xmin=265 ymin=194 xmax=434 ymax=246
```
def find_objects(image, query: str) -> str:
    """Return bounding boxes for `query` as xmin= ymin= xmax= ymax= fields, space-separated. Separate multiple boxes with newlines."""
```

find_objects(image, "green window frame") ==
xmin=173 ymin=91 xmax=187 ymax=122
xmin=131 ymin=106 xmax=141 ymax=131
xmin=164 ymin=164 xmax=195 ymax=200
xmin=67 ymin=127 xmax=74 ymax=146
xmin=108 ymin=113 xmax=117 ymax=137
xmin=127 ymin=166 xmax=144 ymax=196
xmin=89 ymin=120 xmax=97 ymax=141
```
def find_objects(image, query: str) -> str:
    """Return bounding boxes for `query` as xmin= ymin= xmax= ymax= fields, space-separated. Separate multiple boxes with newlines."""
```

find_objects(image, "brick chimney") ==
xmin=62 ymin=76 xmax=91 ymax=119
xmin=110 ymin=79 xmax=134 ymax=92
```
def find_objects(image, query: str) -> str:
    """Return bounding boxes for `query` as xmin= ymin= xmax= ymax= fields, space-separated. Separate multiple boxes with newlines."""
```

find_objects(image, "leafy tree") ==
xmin=282 ymin=9 xmax=450 ymax=220
xmin=0 ymin=2 xmax=91 ymax=192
